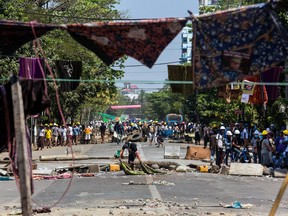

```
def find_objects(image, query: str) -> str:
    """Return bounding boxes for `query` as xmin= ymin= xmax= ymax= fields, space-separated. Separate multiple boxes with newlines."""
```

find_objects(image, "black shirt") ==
xmin=122 ymin=142 xmax=138 ymax=155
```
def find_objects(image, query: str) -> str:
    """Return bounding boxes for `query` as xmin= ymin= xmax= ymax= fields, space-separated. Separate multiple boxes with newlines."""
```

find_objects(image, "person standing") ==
xmin=203 ymin=125 xmax=210 ymax=149
xmin=84 ymin=125 xmax=92 ymax=144
xmin=216 ymin=126 xmax=225 ymax=166
xmin=250 ymin=130 xmax=260 ymax=163
xmin=209 ymin=126 xmax=218 ymax=165
xmin=45 ymin=125 xmax=52 ymax=148
xmin=99 ymin=122 xmax=106 ymax=143
xmin=120 ymin=141 xmax=142 ymax=170
xmin=37 ymin=125 xmax=45 ymax=150
xmin=61 ymin=125 xmax=67 ymax=146
xmin=72 ymin=124 xmax=80 ymax=145
xmin=224 ymin=131 xmax=233 ymax=166
xmin=260 ymin=130 xmax=273 ymax=167
xmin=114 ymin=121 xmax=124 ymax=145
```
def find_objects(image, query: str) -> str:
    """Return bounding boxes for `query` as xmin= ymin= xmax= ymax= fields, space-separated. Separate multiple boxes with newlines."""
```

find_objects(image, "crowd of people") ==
xmin=203 ymin=123 xmax=288 ymax=169
xmin=36 ymin=119 xmax=288 ymax=169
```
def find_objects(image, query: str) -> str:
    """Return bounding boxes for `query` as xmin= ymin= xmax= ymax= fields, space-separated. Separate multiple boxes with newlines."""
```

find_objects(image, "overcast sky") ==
xmin=114 ymin=0 xmax=199 ymax=91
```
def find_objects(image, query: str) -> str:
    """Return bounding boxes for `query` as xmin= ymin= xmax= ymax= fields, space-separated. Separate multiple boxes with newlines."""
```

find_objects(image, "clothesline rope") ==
xmin=1 ymin=78 xmax=287 ymax=86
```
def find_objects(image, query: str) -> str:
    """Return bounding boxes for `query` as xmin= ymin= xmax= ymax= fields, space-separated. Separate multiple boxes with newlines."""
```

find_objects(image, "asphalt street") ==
xmin=0 ymin=141 xmax=288 ymax=216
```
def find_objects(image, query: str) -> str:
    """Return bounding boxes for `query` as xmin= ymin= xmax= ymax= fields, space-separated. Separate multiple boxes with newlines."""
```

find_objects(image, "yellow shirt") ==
xmin=45 ymin=129 xmax=52 ymax=139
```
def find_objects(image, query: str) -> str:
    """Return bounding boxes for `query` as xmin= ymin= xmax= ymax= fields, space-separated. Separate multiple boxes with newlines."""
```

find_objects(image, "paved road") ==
xmin=0 ymin=141 xmax=287 ymax=215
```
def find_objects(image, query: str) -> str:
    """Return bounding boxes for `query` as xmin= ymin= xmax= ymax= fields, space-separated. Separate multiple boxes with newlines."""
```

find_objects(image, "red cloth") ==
xmin=66 ymin=18 xmax=188 ymax=68
xmin=244 ymin=75 xmax=268 ymax=104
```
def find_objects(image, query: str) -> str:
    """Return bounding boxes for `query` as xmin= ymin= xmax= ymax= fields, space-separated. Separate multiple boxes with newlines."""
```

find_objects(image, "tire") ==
xmin=129 ymin=133 xmax=142 ymax=142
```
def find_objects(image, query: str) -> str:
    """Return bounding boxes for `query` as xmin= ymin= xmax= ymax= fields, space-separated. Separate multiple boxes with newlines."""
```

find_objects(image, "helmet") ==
xmin=234 ymin=130 xmax=240 ymax=135
xmin=220 ymin=126 xmax=225 ymax=130
xmin=253 ymin=130 xmax=259 ymax=135
xmin=226 ymin=131 xmax=232 ymax=136
xmin=283 ymin=129 xmax=288 ymax=136
xmin=262 ymin=130 xmax=268 ymax=136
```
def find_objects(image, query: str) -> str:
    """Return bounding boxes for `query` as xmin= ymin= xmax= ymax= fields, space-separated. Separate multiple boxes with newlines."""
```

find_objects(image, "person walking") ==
xmin=72 ymin=124 xmax=80 ymax=145
xmin=84 ymin=125 xmax=92 ymax=144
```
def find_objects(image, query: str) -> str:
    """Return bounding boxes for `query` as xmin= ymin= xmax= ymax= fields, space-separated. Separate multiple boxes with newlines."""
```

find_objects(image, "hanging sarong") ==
xmin=192 ymin=3 xmax=288 ymax=89
xmin=54 ymin=60 xmax=82 ymax=92
xmin=66 ymin=18 xmax=188 ymax=68
xmin=19 ymin=57 xmax=45 ymax=79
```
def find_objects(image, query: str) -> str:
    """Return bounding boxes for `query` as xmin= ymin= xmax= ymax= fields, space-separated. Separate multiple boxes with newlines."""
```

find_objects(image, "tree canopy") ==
xmin=0 ymin=0 xmax=126 ymax=124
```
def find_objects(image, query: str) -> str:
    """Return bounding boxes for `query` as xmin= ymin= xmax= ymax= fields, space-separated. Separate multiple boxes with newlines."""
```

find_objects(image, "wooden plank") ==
xmin=11 ymin=77 xmax=32 ymax=215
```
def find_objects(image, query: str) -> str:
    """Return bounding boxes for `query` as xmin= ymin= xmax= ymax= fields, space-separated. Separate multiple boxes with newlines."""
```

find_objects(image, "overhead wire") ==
xmin=1 ymin=77 xmax=287 ymax=86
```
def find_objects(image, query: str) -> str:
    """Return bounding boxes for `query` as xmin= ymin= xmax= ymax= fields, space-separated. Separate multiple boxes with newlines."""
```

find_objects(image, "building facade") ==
xmin=179 ymin=26 xmax=192 ymax=64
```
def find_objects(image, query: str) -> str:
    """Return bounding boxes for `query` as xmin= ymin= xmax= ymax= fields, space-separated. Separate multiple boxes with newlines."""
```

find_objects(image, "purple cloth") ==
xmin=261 ymin=67 xmax=283 ymax=101
xmin=19 ymin=58 xmax=45 ymax=79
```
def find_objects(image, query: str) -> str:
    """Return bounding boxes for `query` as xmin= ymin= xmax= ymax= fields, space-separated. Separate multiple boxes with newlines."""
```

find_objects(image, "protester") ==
xmin=120 ymin=141 xmax=142 ymax=170
xmin=37 ymin=125 xmax=45 ymax=150
xmin=260 ymin=130 xmax=273 ymax=167
xmin=224 ymin=130 xmax=233 ymax=166
xmin=215 ymin=126 xmax=225 ymax=166
xmin=100 ymin=122 xmax=106 ymax=143
xmin=250 ymin=130 xmax=260 ymax=163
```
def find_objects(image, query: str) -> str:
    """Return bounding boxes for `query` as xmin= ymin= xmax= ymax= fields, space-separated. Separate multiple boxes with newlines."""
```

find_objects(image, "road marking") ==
xmin=138 ymin=143 xmax=162 ymax=201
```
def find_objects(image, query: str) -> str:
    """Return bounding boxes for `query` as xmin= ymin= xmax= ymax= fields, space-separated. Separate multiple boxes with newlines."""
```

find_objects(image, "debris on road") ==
xmin=223 ymin=201 xmax=253 ymax=209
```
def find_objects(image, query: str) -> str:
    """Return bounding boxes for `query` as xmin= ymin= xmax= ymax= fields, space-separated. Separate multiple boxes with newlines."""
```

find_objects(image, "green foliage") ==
xmin=144 ymin=86 xmax=185 ymax=121
xmin=0 ymin=0 xmax=126 ymax=124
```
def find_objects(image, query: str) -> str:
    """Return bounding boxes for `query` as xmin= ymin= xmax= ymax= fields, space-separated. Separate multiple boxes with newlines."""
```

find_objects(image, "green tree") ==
xmin=144 ymin=85 xmax=185 ymax=121
xmin=0 ymin=0 xmax=126 ymax=124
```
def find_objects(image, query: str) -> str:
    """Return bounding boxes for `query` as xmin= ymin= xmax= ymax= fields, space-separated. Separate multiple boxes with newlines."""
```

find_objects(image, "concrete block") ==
xmin=88 ymin=164 xmax=100 ymax=173
xmin=229 ymin=163 xmax=263 ymax=176
xmin=164 ymin=146 xmax=180 ymax=159
xmin=185 ymin=145 xmax=210 ymax=160
xmin=273 ymin=168 xmax=287 ymax=178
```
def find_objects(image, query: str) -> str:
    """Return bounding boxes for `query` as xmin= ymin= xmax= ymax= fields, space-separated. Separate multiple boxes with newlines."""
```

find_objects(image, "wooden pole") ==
xmin=11 ymin=76 xmax=32 ymax=216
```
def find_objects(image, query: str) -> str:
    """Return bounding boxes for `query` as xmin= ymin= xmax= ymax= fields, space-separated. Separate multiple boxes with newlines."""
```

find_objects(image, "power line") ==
xmin=113 ymin=61 xmax=181 ymax=68
xmin=22 ymin=11 xmax=189 ymax=22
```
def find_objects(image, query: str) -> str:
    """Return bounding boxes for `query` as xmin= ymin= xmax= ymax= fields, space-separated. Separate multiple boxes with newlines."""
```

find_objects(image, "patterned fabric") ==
xmin=66 ymin=18 xmax=188 ymax=68
xmin=244 ymin=75 xmax=268 ymax=104
xmin=54 ymin=60 xmax=82 ymax=92
xmin=168 ymin=65 xmax=193 ymax=96
xmin=193 ymin=3 xmax=288 ymax=89
xmin=261 ymin=67 xmax=283 ymax=101
xmin=0 ymin=20 xmax=57 ymax=55
xmin=19 ymin=58 xmax=45 ymax=79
